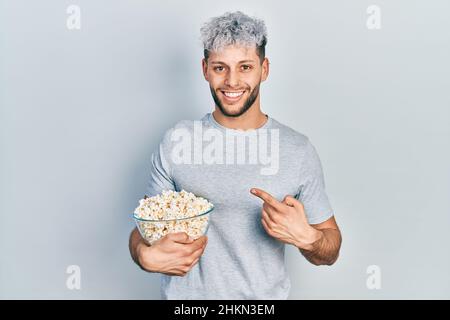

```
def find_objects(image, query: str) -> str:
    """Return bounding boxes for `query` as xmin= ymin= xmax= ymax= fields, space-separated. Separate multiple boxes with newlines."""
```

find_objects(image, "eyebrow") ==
xmin=210 ymin=60 xmax=256 ymax=65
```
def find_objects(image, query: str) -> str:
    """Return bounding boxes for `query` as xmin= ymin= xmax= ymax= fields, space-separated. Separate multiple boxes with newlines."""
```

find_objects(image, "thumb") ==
xmin=283 ymin=195 xmax=302 ymax=209
xmin=168 ymin=232 xmax=194 ymax=244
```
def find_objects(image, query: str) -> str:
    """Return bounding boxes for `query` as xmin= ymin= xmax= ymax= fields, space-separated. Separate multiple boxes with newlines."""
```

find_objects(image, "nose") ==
xmin=224 ymin=69 xmax=240 ymax=88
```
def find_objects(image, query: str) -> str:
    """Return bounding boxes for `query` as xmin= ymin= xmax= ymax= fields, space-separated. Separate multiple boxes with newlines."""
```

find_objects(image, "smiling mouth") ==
xmin=220 ymin=90 xmax=245 ymax=101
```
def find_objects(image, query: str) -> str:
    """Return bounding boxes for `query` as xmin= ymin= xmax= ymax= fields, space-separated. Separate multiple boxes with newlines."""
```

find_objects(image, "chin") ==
xmin=221 ymin=105 xmax=247 ymax=117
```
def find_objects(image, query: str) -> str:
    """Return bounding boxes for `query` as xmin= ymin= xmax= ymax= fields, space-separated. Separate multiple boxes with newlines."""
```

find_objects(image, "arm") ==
xmin=129 ymin=227 xmax=151 ymax=271
xmin=129 ymin=227 xmax=208 ymax=276
xmin=297 ymin=216 xmax=342 ymax=266
xmin=250 ymin=188 xmax=342 ymax=266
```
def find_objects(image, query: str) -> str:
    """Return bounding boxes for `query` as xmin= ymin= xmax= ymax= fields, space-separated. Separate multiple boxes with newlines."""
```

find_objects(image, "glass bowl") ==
xmin=133 ymin=205 xmax=214 ymax=245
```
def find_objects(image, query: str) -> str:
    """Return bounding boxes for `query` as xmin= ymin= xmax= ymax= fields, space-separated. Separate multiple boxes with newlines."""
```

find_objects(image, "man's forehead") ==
xmin=208 ymin=45 xmax=259 ymax=64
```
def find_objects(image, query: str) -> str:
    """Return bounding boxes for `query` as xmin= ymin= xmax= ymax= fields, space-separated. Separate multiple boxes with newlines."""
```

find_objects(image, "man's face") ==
xmin=202 ymin=45 xmax=269 ymax=117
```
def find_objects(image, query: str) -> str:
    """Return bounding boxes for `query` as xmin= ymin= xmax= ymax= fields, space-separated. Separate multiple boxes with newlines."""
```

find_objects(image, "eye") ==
xmin=241 ymin=65 xmax=252 ymax=71
xmin=214 ymin=66 xmax=225 ymax=72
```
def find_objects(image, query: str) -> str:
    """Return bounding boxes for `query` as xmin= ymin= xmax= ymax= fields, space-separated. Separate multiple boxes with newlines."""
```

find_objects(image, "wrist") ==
xmin=296 ymin=227 xmax=323 ymax=251
xmin=136 ymin=242 xmax=156 ymax=272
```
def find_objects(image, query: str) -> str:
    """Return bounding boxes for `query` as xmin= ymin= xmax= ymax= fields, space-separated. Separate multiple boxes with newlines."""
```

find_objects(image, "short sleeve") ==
xmin=146 ymin=129 xmax=176 ymax=197
xmin=296 ymin=139 xmax=334 ymax=224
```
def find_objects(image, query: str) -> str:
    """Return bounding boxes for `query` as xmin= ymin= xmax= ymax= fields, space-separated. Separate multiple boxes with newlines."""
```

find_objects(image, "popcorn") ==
xmin=133 ymin=190 xmax=214 ymax=245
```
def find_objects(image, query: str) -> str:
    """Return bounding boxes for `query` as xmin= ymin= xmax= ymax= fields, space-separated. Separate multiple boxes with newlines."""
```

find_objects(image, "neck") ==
xmin=212 ymin=97 xmax=268 ymax=130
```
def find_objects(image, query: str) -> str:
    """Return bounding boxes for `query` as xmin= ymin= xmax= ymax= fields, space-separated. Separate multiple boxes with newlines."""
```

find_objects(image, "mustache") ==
xmin=216 ymin=86 xmax=250 ymax=91
xmin=219 ymin=89 xmax=247 ymax=91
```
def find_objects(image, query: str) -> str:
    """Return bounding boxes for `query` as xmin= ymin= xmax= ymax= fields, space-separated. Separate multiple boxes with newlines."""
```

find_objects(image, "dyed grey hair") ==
xmin=200 ymin=11 xmax=268 ymax=64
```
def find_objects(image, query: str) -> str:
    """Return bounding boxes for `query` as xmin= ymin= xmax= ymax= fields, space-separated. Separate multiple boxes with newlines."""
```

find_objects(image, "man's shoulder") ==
xmin=167 ymin=114 xmax=209 ymax=132
xmin=270 ymin=117 xmax=310 ymax=148
xmin=159 ymin=116 xmax=207 ymax=145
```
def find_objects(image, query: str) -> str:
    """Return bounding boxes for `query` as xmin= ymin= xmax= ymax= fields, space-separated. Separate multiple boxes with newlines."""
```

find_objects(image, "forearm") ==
xmin=299 ymin=228 xmax=342 ymax=266
xmin=129 ymin=228 xmax=149 ymax=269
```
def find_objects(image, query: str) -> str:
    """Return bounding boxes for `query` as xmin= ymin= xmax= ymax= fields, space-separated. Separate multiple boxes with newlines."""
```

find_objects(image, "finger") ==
xmin=169 ymin=232 xmax=195 ymax=244
xmin=164 ymin=268 xmax=186 ymax=277
xmin=263 ymin=202 xmax=279 ymax=219
xmin=184 ymin=249 xmax=202 ymax=266
xmin=250 ymin=188 xmax=285 ymax=212
xmin=263 ymin=203 xmax=285 ymax=226
xmin=282 ymin=195 xmax=303 ymax=209
xmin=183 ymin=247 xmax=205 ymax=272
xmin=189 ymin=257 xmax=200 ymax=269
xmin=186 ymin=235 xmax=208 ymax=253
xmin=190 ymin=246 xmax=206 ymax=260
xmin=261 ymin=218 xmax=276 ymax=237
xmin=262 ymin=208 xmax=276 ymax=226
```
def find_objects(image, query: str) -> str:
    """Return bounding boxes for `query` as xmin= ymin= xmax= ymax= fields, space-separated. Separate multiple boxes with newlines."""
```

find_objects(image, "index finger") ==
xmin=250 ymin=188 xmax=285 ymax=211
xmin=185 ymin=235 xmax=208 ymax=251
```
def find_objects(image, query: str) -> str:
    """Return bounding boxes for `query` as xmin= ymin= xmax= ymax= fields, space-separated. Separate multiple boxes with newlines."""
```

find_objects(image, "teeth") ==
xmin=223 ymin=91 xmax=244 ymax=98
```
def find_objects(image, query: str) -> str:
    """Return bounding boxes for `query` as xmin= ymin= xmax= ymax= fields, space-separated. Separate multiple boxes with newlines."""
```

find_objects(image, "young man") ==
xmin=129 ymin=11 xmax=342 ymax=299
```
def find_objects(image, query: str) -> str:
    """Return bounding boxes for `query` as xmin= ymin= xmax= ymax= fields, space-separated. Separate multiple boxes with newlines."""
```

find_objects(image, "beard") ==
xmin=209 ymin=83 xmax=260 ymax=118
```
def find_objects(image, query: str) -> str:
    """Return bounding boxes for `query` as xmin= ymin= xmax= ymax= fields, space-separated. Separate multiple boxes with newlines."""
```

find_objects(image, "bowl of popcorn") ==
xmin=133 ymin=189 xmax=214 ymax=245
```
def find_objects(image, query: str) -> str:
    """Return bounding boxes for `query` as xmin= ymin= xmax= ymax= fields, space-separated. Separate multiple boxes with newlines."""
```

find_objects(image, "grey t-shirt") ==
xmin=146 ymin=112 xmax=334 ymax=299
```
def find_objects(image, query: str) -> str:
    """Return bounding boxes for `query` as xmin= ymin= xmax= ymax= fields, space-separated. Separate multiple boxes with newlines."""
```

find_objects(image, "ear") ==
xmin=261 ymin=57 xmax=270 ymax=82
xmin=202 ymin=58 xmax=209 ymax=81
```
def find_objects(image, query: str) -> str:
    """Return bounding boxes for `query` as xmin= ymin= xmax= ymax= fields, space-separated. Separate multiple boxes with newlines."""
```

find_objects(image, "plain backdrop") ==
xmin=1 ymin=0 xmax=449 ymax=299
